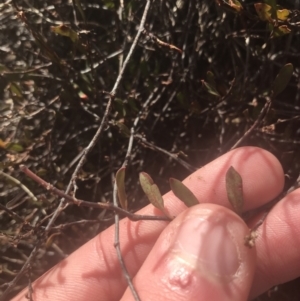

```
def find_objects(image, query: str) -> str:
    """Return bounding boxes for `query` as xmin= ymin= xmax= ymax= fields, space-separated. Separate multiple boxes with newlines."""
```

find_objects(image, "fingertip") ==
xmin=122 ymin=204 xmax=256 ymax=301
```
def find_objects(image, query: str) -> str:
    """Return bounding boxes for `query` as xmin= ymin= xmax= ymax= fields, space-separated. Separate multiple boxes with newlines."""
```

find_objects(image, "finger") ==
xmin=249 ymin=188 xmax=300 ymax=298
xmin=12 ymin=147 xmax=284 ymax=301
xmin=121 ymin=204 xmax=256 ymax=301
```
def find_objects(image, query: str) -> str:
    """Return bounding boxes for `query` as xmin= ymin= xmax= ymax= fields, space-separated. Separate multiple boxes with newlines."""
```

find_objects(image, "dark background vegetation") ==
xmin=1 ymin=0 xmax=300 ymax=300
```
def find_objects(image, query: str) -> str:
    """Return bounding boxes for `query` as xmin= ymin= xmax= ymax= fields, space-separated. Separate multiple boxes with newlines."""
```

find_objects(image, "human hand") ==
xmin=12 ymin=147 xmax=300 ymax=301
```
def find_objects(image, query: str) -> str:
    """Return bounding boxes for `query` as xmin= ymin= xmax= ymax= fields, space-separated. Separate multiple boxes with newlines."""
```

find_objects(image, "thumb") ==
xmin=121 ymin=204 xmax=256 ymax=301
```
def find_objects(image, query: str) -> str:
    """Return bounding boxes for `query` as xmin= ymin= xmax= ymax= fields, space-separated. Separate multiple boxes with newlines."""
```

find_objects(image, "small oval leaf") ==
xmin=225 ymin=166 xmax=244 ymax=215
xmin=277 ymin=9 xmax=289 ymax=21
xmin=254 ymin=3 xmax=272 ymax=21
xmin=149 ymin=184 xmax=165 ymax=211
xmin=116 ymin=167 xmax=127 ymax=210
xmin=202 ymin=80 xmax=220 ymax=97
xmin=139 ymin=172 xmax=154 ymax=197
xmin=169 ymin=178 xmax=198 ymax=207
xmin=139 ymin=172 xmax=172 ymax=218
xmin=272 ymin=63 xmax=293 ymax=97
xmin=51 ymin=25 xmax=79 ymax=43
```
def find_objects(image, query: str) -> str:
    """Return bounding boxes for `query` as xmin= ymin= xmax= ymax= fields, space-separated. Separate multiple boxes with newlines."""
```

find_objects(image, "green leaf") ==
xmin=139 ymin=172 xmax=154 ymax=193
xmin=277 ymin=9 xmax=289 ymax=21
xmin=272 ymin=63 xmax=293 ymax=97
xmin=10 ymin=82 xmax=23 ymax=97
xmin=6 ymin=143 xmax=24 ymax=153
xmin=115 ymin=121 xmax=130 ymax=137
xmin=51 ymin=25 xmax=79 ymax=43
xmin=149 ymin=184 xmax=165 ymax=212
xmin=254 ymin=3 xmax=272 ymax=21
xmin=228 ymin=0 xmax=243 ymax=12
xmin=0 ymin=64 xmax=9 ymax=72
xmin=203 ymin=71 xmax=220 ymax=97
xmin=263 ymin=0 xmax=277 ymax=19
xmin=116 ymin=167 xmax=127 ymax=210
xmin=225 ymin=166 xmax=244 ymax=215
xmin=272 ymin=25 xmax=291 ymax=37
xmin=139 ymin=172 xmax=172 ymax=218
xmin=139 ymin=172 xmax=162 ymax=209
xmin=202 ymin=80 xmax=220 ymax=97
xmin=169 ymin=178 xmax=198 ymax=207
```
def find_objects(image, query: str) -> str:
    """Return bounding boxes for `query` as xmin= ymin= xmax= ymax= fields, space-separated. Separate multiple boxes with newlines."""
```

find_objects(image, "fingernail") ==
xmin=172 ymin=211 xmax=240 ymax=279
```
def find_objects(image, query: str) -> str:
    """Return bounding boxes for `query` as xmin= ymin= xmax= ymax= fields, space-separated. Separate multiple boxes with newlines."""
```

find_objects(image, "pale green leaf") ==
xmin=272 ymin=63 xmax=293 ymax=97
xmin=139 ymin=172 xmax=154 ymax=194
xmin=149 ymin=184 xmax=165 ymax=211
xmin=169 ymin=178 xmax=198 ymax=207
xmin=51 ymin=25 xmax=79 ymax=43
xmin=263 ymin=0 xmax=277 ymax=19
xmin=6 ymin=143 xmax=24 ymax=153
xmin=228 ymin=0 xmax=243 ymax=12
xmin=272 ymin=25 xmax=291 ymax=37
xmin=139 ymin=172 xmax=172 ymax=218
xmin=254 ymin=3 xmax=272 ymax=21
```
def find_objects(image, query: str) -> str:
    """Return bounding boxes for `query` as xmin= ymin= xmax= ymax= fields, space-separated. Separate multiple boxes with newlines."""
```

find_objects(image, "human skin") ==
xmin=11 ymin=146 xmax=300 ymax=301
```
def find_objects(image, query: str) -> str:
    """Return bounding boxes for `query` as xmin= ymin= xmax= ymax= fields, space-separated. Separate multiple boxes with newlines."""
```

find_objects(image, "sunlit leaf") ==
xmin=277 ymin=9 xmax=289 ymax=21
xmin=116 ymin=167 xmax=127 ymax=210
xmin=254 ymin=3 xmax=272 ymax=21
xmin=263 ymin=0 xmax=277 ymax=19
xmin=51 ymin=25 xmax=79 ymax=43
xmin=139 ymin=172 xmax=172 ymax=218
xmin=272 ymin=25 xmax=291 ymax=37
xmin=6 ymin=143 xmax=24 ymax=153
xmin=272 ymin=63 xmax=293 ymax=97
xmin=139 ymin=172 xmax=163 ymax=209
xmin=225 ymin=166 xmax=243 ymax=215
xmin=169 ymin=178 xmax=198 ymax=208
xmin=228 ymin=0 xmax=243 ymax=12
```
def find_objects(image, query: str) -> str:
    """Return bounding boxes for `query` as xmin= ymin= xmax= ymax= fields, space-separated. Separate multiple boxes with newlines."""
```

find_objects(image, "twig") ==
xmin=0 ymin=170 xmax=38 ymax=203
xmin=230 ymin=97 xmax=271 ymax=150
xmin=0 ymin=203 xmax=26 ymax=225
xmin=111 ymin=2 xmax=152 ymax=300
xmin=19 ymin=165 xmax=171 ymax=222
xmin=135 ymin=134 xmax=197 ymax=172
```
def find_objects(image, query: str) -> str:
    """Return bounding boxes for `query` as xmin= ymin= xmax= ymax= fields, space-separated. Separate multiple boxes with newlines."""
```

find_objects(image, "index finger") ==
xmin=12 ymin=147 xmax=284 ymax=301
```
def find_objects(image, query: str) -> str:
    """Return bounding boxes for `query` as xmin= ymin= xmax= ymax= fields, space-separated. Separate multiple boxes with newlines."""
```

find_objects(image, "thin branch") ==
xmin=0 ymin=203 xmax=26 ymax=225
xmin=0 ymin=170 xmax=38 ymax=203
xmin=20 ymin=165 xmax=171 ymax=222
xmin=111 ymin=0 xmax=151 ymax=96
xmin=230 ymin=97 xmax=271 ymax=150
xmin=111 ymin=2 xmax=152 ymax=300
xmin=135 ymin=134 xmax=197 ymax=172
